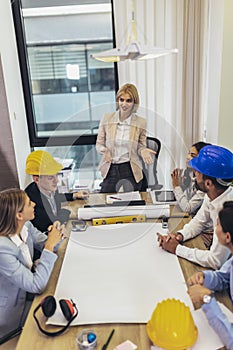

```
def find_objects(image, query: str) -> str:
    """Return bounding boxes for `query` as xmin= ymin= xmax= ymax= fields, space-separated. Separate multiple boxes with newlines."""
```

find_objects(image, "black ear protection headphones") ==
xmin=33 ymin=295 xmax=78 ymax=337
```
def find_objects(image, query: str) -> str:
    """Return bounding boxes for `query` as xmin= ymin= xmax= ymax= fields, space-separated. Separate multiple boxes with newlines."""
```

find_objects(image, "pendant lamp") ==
xmin=91 ymin=0 xmax=178 ymax=62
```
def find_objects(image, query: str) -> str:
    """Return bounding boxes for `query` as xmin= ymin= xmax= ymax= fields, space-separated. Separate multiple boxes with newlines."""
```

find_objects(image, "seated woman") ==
xmin=187 ymin=201 xmax=233 ymax=350
xmin=0 ymin=188 xmax=65 ymax=343
xmin=171 ymin=141 xmax=211 ymax=215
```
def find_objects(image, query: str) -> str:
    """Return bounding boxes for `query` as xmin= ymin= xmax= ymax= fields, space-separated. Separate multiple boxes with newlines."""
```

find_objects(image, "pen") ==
xmin=101 ymin=329 xmax=115 ymax=350
xmin=109 ymin=196 xmax=122 ymax=200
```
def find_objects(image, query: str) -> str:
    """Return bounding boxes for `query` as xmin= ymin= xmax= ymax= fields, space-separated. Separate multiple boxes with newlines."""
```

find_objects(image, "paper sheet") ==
xmin=78 ymin=204 xmax=170 ymax=220
xmin=48 ymin=223 xmax=193 ymax=326
xmin=106 ymin=191 xmax=141 ymax=204
xmin=73 ymin=179 xmax=93 ymax=192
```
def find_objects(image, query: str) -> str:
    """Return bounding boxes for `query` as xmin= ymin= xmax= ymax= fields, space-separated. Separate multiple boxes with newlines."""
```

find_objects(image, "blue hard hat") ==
xmin=189 ymin=145 xmax=233 ymax=179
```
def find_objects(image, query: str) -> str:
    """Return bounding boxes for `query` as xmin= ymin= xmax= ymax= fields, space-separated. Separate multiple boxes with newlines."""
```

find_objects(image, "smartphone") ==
xmin=155 ymin=190 xmax=176 ymax=202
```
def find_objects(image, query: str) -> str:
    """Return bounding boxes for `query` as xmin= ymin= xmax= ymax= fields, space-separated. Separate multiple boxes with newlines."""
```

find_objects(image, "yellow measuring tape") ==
xmin=92 ymin=215 xmax=146 ymax=226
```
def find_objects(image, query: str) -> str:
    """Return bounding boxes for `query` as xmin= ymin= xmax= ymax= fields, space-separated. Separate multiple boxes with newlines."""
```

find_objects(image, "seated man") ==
xmin=187 ymin=201 xmax=233 ymax=350
xmin=157 ymin=145 xmax=233 ymax=270
xmin=25 ymin=150 xmax=89 ymax=233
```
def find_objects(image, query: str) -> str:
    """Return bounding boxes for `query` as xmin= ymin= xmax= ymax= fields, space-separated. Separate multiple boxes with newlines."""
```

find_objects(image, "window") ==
xmin=12 ymin=0 xmax=118 ymax=146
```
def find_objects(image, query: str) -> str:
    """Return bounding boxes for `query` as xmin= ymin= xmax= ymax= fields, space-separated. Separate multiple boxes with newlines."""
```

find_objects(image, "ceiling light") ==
xmin=91 ymin=0 xmax=178 ymax=63
xmin=92 ymin=42 xmax=178 ymax=62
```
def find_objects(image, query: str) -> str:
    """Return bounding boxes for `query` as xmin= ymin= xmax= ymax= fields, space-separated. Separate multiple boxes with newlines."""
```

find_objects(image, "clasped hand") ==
xmin=157 ymin=232 xmax=183 ymax=254
xmin=186 ymin=272 xmax=212 ymax=304
xmin=45 ymin=223 xmax=67 ymax=252
xmin=48 ymin=221 xmax=67 ymax=239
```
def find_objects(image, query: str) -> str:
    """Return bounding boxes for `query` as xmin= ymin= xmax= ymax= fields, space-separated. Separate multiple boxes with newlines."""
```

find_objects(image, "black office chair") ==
xmin=141 ymin=137 xmax=163 ymax=191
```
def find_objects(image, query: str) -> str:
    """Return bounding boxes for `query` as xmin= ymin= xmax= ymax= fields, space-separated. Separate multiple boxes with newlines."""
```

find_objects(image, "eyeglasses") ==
xmin=119 ymin=97 xmax=133 ymax=103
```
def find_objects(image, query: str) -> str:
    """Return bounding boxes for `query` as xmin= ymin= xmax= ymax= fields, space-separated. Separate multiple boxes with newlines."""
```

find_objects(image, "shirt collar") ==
xmin=117 ymin=113 xmax=132 ymax=125
xmin=10 ymin=225 xmax=29 ymax=247
xmin=207 ymin=186 xmax=233 ymax=208
xmin=40 ymin=189 xmax=55 ymax=200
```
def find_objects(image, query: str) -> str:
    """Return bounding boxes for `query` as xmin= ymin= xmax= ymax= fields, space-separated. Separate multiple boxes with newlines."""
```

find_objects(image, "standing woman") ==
xmin=0 ymin=188 xmax=64 ymax=342
xmin=96 ymin=83 xmax=155 ymax=193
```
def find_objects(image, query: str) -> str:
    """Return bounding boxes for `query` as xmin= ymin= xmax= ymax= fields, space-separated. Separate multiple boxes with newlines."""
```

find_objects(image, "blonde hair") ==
xmin=0 ymin=188 xmax=26 ymax=236
xmin=116 ymin=83 xmax=140 ymax=113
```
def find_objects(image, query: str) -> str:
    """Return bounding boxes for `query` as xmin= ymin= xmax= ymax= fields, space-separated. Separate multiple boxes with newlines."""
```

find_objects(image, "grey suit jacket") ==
xmin=96 ymin=111 xmax=147 ymax=183
xmin=0 ymin=222 xmax=57 ymax=338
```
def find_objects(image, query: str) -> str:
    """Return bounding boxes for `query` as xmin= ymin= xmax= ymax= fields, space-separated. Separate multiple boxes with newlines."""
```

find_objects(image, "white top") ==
xmin=10 ymin=226 xmax=33 ymax=269
xmin=173 ymin=178 xmax=205 ymax=214
xmin=176 ymin=186 xmax=233 ymax=269
xmin=112 ymin=115 xmax=132 ymax=164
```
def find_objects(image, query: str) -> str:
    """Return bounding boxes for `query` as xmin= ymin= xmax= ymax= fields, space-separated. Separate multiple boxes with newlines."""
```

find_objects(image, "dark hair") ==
xmin=192 ymin=141 xmax=211 ymax=153
xmin=182 ymin=142 xmax=211 ymax=190
xmin=219 ymin=201 xmax=233 ymax=242
xmin=0 ymin=188 xmax=26 ymax=236
xmin=202 ymin=174 xmax=233 ymax=190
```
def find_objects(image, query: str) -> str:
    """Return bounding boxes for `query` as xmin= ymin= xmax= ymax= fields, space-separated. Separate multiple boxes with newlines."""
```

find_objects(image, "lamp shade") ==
xmin=91 ymin=41 xmax=178 ymax=62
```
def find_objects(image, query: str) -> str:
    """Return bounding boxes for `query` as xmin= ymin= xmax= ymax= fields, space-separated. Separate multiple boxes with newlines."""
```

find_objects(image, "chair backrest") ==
xmin=141 ymin=137 xmax=162 ymax=190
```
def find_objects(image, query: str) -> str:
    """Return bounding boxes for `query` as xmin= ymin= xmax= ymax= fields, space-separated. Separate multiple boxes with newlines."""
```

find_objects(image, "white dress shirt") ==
xmin=173 ymin=178 xmax=205 ymax=214
xmin=112 ymin=115 xmax=132 ymax=164
xmin=41 ymin=191 xmax=57 ymax=215
xmin=176 ymin=186 xmax=233 ymax=269
xmin=10 ymin=226 xmax=33 ymax=269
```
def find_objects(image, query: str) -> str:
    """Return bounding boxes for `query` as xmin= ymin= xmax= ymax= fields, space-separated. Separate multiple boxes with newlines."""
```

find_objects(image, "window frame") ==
xmin=11 ymin=0 xmax=118 ymax=148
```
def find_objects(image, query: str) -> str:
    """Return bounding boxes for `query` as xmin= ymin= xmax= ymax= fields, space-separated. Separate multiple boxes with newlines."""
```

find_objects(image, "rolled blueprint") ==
xmin=77 ymin=204 xmax=170 ymax=220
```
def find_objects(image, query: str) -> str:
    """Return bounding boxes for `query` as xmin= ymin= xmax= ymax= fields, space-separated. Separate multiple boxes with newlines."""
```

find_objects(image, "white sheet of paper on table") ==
xmin=106 ymin=191 xmax=142 ymax=204
xmin=114 ymin=340 xmax=137 ymax=350
xmin=48 ymin=223 xmax=193 ymax=326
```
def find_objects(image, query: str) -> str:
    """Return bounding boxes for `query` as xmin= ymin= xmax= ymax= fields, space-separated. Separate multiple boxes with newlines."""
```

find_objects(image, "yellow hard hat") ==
xmin=25 ymin=150 xmax=63 ymax=175
xmin=146 ymin=298 xmax=198 ymax=350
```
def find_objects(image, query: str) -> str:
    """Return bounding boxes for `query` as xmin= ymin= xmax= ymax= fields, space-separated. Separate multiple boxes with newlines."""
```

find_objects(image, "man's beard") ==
xmin=195 ymin=180 xmax=207 ymax=193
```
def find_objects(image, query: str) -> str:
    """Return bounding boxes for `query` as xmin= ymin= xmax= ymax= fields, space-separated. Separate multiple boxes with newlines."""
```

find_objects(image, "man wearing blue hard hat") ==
xmin=157 ymin=145 xmax=233 ymax=269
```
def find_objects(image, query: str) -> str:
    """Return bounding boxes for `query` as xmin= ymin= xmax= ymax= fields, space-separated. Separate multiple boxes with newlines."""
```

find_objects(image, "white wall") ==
xmin=218 ymin=0 xmax=233 ymax=150
xmin=0 ymin=0 xmax=31 ymax=188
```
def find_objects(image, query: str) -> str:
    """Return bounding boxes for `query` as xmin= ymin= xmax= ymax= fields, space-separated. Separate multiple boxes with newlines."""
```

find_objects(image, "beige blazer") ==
xmin=96 ymin=111 xmax=147 ymax=183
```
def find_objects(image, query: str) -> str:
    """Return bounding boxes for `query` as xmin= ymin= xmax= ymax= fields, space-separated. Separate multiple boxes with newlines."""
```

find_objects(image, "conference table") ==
xmin=15 ymin=192 xmax=232 ymax=350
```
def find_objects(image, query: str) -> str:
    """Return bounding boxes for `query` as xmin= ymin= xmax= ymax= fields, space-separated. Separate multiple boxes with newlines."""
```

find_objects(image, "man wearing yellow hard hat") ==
xmin=25 ymin=150 xmax=89 ymax=233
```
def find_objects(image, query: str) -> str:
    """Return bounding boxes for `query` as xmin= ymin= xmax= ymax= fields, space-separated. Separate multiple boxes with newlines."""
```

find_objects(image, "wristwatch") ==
xmin=203 ymin=294 xmax=212 ymax=304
